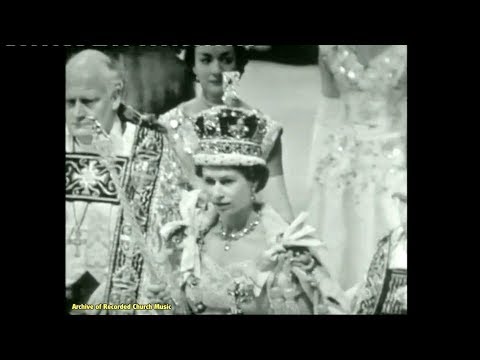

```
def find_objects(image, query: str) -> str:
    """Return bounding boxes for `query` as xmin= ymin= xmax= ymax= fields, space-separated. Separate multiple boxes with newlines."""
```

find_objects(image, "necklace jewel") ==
xmin=68 ymin=203 xmax=90 ymax=257
xmin=220 ymin=212 xmax=261 ymax=252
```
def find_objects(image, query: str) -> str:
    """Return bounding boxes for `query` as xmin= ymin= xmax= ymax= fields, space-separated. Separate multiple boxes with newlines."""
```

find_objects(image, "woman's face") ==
xmin=202 ymin=166 xmax=255 ymax=216
xmin=193 ymin=46 xmax=237 ymax=99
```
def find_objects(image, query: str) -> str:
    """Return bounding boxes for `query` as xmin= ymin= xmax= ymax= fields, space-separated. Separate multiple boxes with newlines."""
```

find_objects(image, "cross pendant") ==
xmin=222 ymin=71 xmax=241 ymax=106
xmin=227 ymin=281 xmax=244 ymax=315
xmin=68 ymin=227 xmax=88 ymax=257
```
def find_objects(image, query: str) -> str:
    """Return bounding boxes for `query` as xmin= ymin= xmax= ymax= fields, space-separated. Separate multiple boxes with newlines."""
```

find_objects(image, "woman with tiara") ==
xmin=307 ymin=45 xmax=407 ymax=290
xmin=138 ymin=92 xmax=348 ymax=315
xmin=157 ymin=45 xmax=294 ymax=223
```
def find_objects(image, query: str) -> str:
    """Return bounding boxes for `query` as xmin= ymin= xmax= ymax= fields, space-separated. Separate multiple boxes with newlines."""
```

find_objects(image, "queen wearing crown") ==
xmin=157 ymin=45 xmax=294 ymax=223
xmin=134 ymin=92 xmax=349 ymax=315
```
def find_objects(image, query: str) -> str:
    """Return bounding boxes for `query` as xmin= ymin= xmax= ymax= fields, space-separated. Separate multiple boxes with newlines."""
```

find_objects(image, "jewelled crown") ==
xmin=193 ymin=106 xmax=269 ymax=167
xmin=191 ymin=71 xmax=269 ymax=167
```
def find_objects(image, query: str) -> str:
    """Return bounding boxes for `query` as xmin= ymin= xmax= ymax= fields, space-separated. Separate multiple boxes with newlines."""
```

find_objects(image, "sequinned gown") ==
xmin=308 ymin=45 xmax=407 ymax=290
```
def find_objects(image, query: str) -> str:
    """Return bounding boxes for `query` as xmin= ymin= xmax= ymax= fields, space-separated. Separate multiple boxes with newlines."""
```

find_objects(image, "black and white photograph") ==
xmin=65 ymin=45 xmax=407 ymax=315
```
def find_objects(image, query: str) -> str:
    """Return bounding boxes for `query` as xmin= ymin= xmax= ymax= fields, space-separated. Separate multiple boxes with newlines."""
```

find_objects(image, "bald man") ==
xmin=66 ymin=49 xmax=124 ymax=145
xmin=66 ymin=50 xmax=186 ymax=314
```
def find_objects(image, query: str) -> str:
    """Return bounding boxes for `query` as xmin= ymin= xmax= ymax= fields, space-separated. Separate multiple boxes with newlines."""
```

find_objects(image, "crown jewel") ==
xmin=193 ymin=106 xmax=268 ymax=167
xmin=192 ymin=72 xmax=269 ymax=167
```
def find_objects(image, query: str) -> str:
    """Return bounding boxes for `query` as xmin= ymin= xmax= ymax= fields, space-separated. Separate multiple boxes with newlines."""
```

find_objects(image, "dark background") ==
xmin=248 ymin=45 xmax=319 ymax=65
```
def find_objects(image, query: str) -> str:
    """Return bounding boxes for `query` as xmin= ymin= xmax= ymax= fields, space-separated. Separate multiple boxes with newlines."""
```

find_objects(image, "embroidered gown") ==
xmin=137 ymin=190 xmax=349 ymax=315
xmin=308 ymin=45 xmax=407 ymax=290
xmin=66 ymin=117 xmax=187 ymax=311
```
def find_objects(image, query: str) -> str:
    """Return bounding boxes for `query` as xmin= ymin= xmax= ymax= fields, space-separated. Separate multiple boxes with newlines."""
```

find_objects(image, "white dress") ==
xmin=308 ymin=45 xmax=407 ymax=290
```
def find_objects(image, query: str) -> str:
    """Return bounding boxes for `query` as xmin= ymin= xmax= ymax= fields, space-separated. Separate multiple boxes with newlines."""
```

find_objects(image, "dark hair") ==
xmin=184 ymin=46 xmax=250 ymax=79
xmin=195 ymin=164 xmax=269 ymax=193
